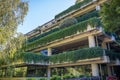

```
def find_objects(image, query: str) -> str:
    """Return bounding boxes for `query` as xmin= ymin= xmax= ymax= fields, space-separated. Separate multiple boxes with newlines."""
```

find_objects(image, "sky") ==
xmin=17 ymin=0 xmax=75 ymax=34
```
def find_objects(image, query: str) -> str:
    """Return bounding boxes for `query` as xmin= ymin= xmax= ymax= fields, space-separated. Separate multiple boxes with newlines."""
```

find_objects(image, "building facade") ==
xmin=0 ymin=0 xmax=120 ymax=80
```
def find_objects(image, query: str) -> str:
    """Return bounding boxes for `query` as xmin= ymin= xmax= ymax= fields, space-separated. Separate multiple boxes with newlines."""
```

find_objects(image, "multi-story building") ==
xmin=0 ymin=0 xmax=120 ymax=80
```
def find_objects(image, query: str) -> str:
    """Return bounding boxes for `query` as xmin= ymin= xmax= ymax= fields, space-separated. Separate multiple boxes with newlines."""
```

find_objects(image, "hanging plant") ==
xmin=49 ymin=47 xmax=104 ymax=64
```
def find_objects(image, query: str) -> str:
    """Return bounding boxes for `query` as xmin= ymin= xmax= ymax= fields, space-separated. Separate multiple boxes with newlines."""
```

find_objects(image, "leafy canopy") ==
xmin=0 ymin=0 xmax=28 ymax=43
xmin=0 ymin=0 xmax=28 ymax=67
xmin=100 ymin=0 xmax=120 ymax=33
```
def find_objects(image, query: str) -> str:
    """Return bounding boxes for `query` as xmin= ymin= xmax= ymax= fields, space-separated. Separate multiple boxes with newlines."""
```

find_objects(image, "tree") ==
xmin=0 ymin=0 xmax=28 ymax=73
xmin=0 ymin=0 xmax=28 ymax=43
xmin=100 ymin=0 xmax=120 ymax=34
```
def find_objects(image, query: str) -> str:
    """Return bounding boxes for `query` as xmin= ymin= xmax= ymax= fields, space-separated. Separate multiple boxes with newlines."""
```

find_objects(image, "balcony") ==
xmin=20 ymin=47 xmax=120 ymax=66
xmin=49 ymin=47 xmax=108 ymax=65
xmin=1 ymin=47 xmax=119 ymax=68
xmin=49 ymin=48 xmax=120 ymax=68
xmin=55 ymin=0 xmax=93 ymax=19
xmin=27 ymin=10 xmax=99 ymax=44
xmin=26 ymin=17 xmax=101 ymax=51
xmin=21 ymin=52 xmax=49 ymax=65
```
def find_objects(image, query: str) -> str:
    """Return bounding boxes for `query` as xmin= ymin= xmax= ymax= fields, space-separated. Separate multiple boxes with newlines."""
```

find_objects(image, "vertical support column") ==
xmin=48 ymin=47 xmax=52 ymax=56
xmin=88 ymin=35 xmax=99 ymax=76
xmin=47 ymin=67 xmax=51 ymax=80
xmin=47 ymin=47 xmax=52 ymax=80
xmin=91 ymin=64 xmax=99 ymax=76
xmin=88 ymin=35 xmax=95 ymax=47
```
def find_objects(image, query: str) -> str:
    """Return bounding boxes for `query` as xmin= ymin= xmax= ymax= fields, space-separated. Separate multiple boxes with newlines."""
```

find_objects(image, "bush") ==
xmin=39 ymin=78 xmax=47 ymax=80
xmin=63 ymin=74 xmax=73 ymax=79
xmin=27 ymin=78 xmax=36 ymax=80
xmin=51 ymin=75 xmax=61 ymax=80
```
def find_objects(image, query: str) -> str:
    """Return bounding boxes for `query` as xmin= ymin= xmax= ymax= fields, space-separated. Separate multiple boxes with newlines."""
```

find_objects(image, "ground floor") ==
xmin=0 ymin=63 xmax=120 ymax=80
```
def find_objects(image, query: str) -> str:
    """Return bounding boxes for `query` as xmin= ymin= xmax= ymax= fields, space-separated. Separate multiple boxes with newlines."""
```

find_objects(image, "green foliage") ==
xmin=49 ymin=47 xmax=104 ymax=63
xmin=51 ymin=75 xmax=61 ymax=80
xmin=0 ymin=33 xmax=25 ymax=66
xmin=27 ymin=28 xmax=60 ymax=43
xmin=59 ymin=17 xmax=78 ymax=29
xmin=63 ymin=74 xmax=73 ymax=79
xmin=0 ymin=0 xmax=28 ymax=44
xmin=76 ymin=10 xmax=99 ymax=22
xmin=27 ymin=78 xmax=36 ymax=80
xmin=100 ymin=0 xmax=120 ymax=33
xmin=55 ymin=0 xmax=92 ymax=18
xmin=27 ymin=10 xmax=99 ymax=44
xmin=26 ymin=17 xmax=101 ymax=50
xmin=106 ymin=50 xmax=120 ymax=60
xmin=23 ymin=52 xmax=49 ymax=63
xmin=39 ymin=78 xmax=47 ymax=80
xmin=0 ymin=0 xmax=28 ymax=68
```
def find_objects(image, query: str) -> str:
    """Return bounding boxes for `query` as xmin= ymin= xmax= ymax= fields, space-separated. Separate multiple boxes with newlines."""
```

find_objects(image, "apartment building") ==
xmin=0 ymin=0 xmax=120 ymax=80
